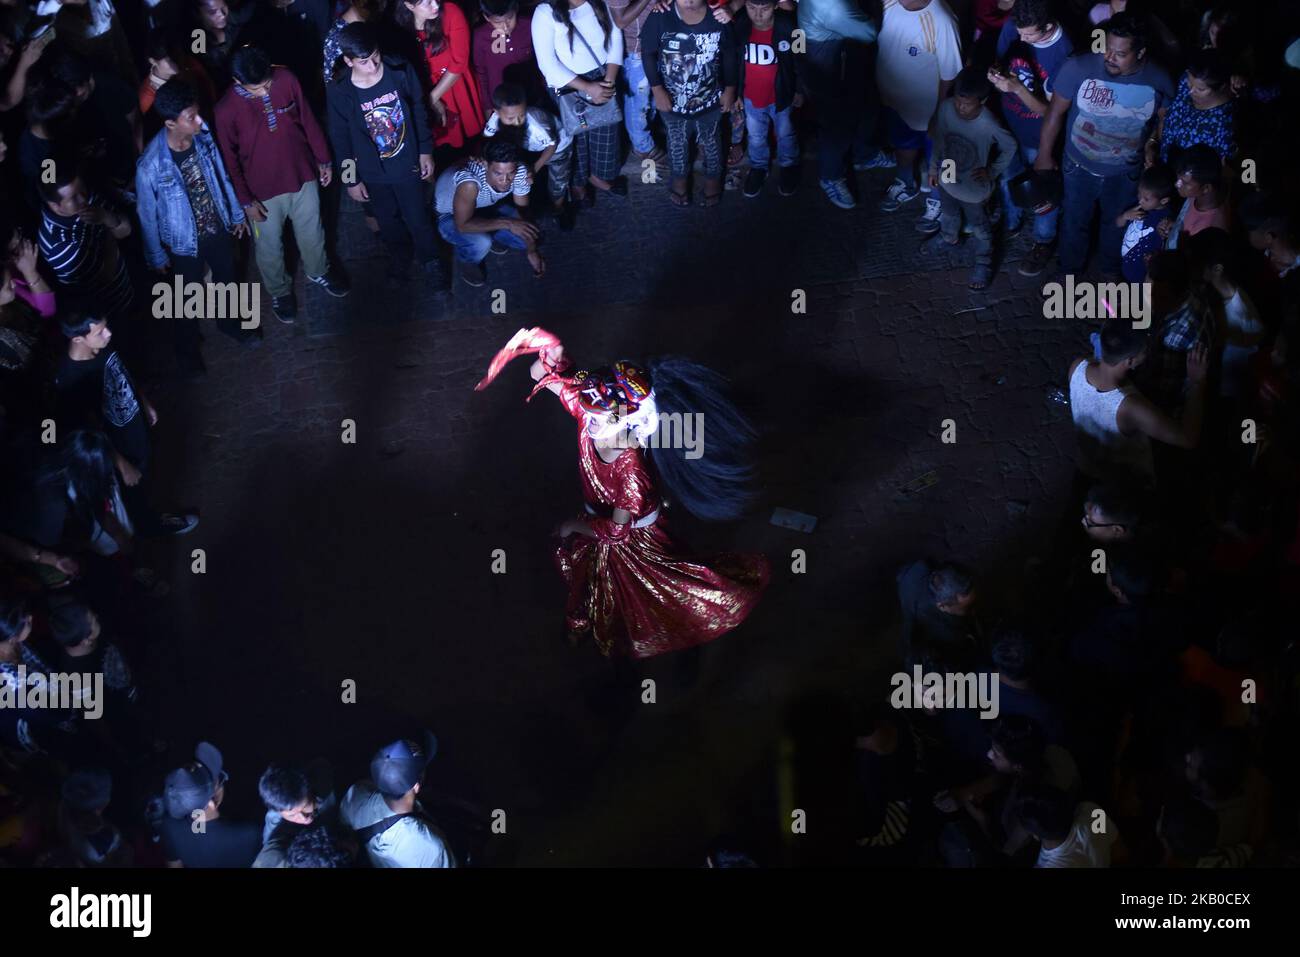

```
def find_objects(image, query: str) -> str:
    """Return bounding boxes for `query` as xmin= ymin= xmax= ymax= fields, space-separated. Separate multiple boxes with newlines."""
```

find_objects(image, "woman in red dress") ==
xmin=476 ymin=329 xmax=770 ymax=659
xmin=397 ymin=0 xmax=485 ymax=150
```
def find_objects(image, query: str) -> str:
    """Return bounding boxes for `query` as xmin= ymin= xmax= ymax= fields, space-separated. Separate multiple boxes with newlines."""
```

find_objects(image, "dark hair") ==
xmin=395 ymin=0 xmax=445 ymax=56
xmin=258 ymin=764 xmax=312 ymax=812
xmin=928 ymin=562 xmax=973 ymax=604
xmin=1084 ymin=483 xmax=1143 ymax=528
xmin=1013 ymin=784 xmax=1075 ymax=842
xmin=1098 ymin=316 xmax=1148 ymax=364
xmin=1176 ymin=145 xmax=1222 ymax=189
xmin=1180 ymin=227 xmax=1245 ymax=287
xmin=483 ymin=138 xmax=520 ymax=167
xmin=954 ymin=66 xmax=991 ymax=100
xmin=230 ymin=45 xmax=272 ymax=86
xmin=1190 ymin=728 xmax=1250 ymax=800
xmin=34 ymin=45 xmax=93 ymax=92
xmin=480 ymin=0 xmax=519 ymax=14
xmin=1145 ymin=249 xmax=1191 ymax=297
xmin=60 ymin=431 xmax=120 ymax=531
xmin=338 ymin=21 xmax=381 ymax=61
xmin=286 ymin=824 xmax=355 ymax=867
xmin=1011 ymin=0 xmax=1056 ymax=30
xmin=492 ymin=82 xmax=527 ymax=110
xmin=37 ymin=151 xmax=84 ymax=205
xmin=154 ymin=78 xmax=198 ymax=122
xmin=990 ymin=628 xmax=1035 ymax=682
xmin=1237 ymin=191 xmax=1297 ymax=244
xmin=545 ymin=0 xmax=613 ymax=56
xmin=27 ymin=79 xmax=80 ymax=128
xmin=1103 ymin=10 xmax=1148 ymax=55
xmin=0 ymin=590 xmax=30 ymax=642
xmin=990 ymin=714 xmax=1046 ymax=773
xmin=1107 ymin=545 xmax=1157 ymax=603
xmin=1138 ymin=164 xmax=1176 ymax=201
xmin=48 ymin=599 xmax=93 ymax=648
xmin=59 ymin=310 xmax=102 ymax=339
xmin=643 ymin=356 xmax=759 ymax=522
xmin=1159 ymin=795 xmax=1219 ymax=858
xmin=1185 ymin=47 xmax=1229 ymax=91
xmin=145 ymin=28 xmax=179 ymax=64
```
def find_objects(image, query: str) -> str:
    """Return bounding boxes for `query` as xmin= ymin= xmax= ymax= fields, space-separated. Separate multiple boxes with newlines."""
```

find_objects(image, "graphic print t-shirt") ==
xmin=54 ymin=349 xmax=149 ymax=469
xmin=170 ymin=146 xmax=222 ymax=237
xmin=1121 ymin=207 xmax=1171 ymax=283
xmin=995 ymin=20 xmax=1072 ymax=147
xmin=358 ymin=73 xmax=408 ymax=166
xmin=1054 ymin=54 xmax=1174 ymax=176
xmin=653 ymin=15 xmax=728 ymax=113
xmin=743 ymin=27 xmax=778 ymax=109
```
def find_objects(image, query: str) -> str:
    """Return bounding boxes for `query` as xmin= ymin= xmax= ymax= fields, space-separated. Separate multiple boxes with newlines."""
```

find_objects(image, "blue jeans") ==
xmin=622 ymin=53 xmax=656 ymax=155
xmin=437 ymin=204 xmax=529 ymax=264
xmin=1000 ymin=144 xmax=1059 ymax=244
xmin=803 ymin=38 xmax=877 ymax=181
xmin=744 ymin=99 xmax=798 ymax=170
xmin=1059 ymin=156 xmax=1139 ymax=274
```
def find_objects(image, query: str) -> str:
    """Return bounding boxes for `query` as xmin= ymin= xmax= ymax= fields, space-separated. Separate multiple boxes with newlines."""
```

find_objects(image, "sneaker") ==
xmin=458 ymin=259 xmax=487 ymax=288
xmin=853 ymin=149 xmax=896 ymax=171
xmin=778 ymin=165 xmax=800 ymax=196
xmin=819 ymin=177 xmax=855 ymax=210
xmin=724 ymin=167 xmax=745 ymax=191
xmin=1017 ymin=242 xmax=1054 ymax=277
xmin=743 ymin=167 xmax=767 ymax=198
xmin=489 ymin=241 xmax=508 ymax=255
xmin=880 ymin=178 xmax=921 ymax=212
xmin=159 ymin=512 xmax=200 ymax=536
xmin=308 ymin=272 xmax=350 ymax=297
xmin=920 ymin=195 xmax=942 ymax=225
xmin=271 ymin=294 xmax=296 ymax=324
xmin=423 ymin=258 xmax=451 ymax=291
xmin=915 ymin=215 xmax=941 ymax=234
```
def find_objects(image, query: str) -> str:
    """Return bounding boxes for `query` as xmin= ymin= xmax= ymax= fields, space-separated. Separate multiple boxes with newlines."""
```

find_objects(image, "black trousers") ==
xmin=170 ymin=231 xmax=257 ymax=362
xmin=365 ymin=178 xmax=440 ymax=267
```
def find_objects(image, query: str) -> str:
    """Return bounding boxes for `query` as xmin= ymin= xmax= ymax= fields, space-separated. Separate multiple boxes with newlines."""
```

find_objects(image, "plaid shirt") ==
xmin=1141 ymin=300 xmax=1213 ymax=415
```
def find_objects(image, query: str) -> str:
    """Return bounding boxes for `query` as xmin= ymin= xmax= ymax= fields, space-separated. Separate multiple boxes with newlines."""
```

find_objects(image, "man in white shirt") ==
xmin=1017 ymin=788 xmax=1123 ymax=868
xmin=340 ymin=732 xmax=457 ymax=869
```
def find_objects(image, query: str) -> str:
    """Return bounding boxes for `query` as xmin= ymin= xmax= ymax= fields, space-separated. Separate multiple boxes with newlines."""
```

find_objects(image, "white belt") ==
xmin=585 ymin=503 xmax=660 ymax=528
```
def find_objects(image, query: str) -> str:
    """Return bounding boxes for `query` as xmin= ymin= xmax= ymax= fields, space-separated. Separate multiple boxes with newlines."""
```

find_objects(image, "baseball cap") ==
xmin=163 ymin=741 xmax=227 ymax=819
xmin=370 ymin=731 xmax=438 ymax=799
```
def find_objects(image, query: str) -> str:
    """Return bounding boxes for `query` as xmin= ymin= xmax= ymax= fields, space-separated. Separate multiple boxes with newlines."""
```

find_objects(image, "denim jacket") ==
xmin=135 ymin=125 xmax=246 ymax=268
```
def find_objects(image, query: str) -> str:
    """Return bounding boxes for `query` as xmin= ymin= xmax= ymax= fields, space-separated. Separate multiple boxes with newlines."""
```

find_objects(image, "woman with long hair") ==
xmin=395 ymin=0 xmax=484 ymax=151
xmin=323 ymin=0 xmax=388 ymax=85
xmin=475 ymin=328 xmax=769 ymax=659
xmin=532 ymin=0 xmax=625 ymax=204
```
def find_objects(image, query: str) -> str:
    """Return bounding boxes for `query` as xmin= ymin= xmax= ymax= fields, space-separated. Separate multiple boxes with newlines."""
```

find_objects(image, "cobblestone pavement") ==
xmin=136 ymin=158 xmax=1089 ymax=865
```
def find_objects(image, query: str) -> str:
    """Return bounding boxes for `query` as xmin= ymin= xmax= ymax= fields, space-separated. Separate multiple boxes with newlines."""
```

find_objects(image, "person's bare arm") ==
xmin=1035 ymin=94 xmax=1071 ymax=170
xmin=1116 ymin=346 xmax=1209 ymax=448
xmin=452 ymin=181 xmax=500 ymax=234
xmin=611 ymin=0 xmax=656 ymax=29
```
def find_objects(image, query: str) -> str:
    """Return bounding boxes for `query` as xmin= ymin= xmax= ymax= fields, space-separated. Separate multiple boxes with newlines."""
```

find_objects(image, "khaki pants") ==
xmin=253 ymin=180 xmax=329 ymax=298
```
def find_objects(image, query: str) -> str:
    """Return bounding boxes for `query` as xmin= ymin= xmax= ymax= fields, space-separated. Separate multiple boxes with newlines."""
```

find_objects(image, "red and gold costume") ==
xmin=476 ymin=329 xmax=769 ymax=659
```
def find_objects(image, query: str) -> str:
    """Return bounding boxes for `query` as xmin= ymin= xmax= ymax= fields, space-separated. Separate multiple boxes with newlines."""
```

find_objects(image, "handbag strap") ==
xmin=353 ymin=812 xmax=412 ymax=845
xmin=571 ymin=18 xmax=607 ymax=74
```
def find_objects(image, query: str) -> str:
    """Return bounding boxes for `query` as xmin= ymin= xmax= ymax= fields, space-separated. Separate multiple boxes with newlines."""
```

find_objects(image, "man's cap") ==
xmin=370 ymin=731 xmax=438 ymax=799
xmin=163 ymin=741 xmax=226 ymax=819
xmin=62 ymin=768 xmax=112 ymax=811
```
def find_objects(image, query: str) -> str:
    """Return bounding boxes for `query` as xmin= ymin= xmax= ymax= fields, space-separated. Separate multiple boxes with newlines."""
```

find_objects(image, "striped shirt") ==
xmin=38 ymin=196 xmax=135 ymax=323
xmin=433 ymin=158 xmax=531 ymax=214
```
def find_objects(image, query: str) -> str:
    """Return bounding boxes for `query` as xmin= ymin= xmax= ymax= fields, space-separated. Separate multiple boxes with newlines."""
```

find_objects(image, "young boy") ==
xmin=472 ymin=0 xmax=542 ymax=107
xmin=919 ymin=68 xmax=1015 ymax=291
xmin=1161 ymin=145 xmax=1230 ymax=250
xmin=1117 ymin=164 xmax=1176 ymax=283
xmin=735 ymin=0 xmax=802 ymax=199
xmin=482 ymin=82 xmax=575 ymax=230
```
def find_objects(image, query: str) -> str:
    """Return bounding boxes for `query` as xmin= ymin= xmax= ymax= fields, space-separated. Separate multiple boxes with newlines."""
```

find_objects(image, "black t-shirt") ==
xmin=158 ymin=815 xmax=262 ymax=868
xmin=53 ymin=348 xmax=150 ymax=470
xmin=85 ymin=71 xmax=139 ymax=186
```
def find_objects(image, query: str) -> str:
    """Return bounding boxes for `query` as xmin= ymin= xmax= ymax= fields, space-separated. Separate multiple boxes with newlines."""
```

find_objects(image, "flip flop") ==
xmin=669 ymin=188 xmax=691 ymax=207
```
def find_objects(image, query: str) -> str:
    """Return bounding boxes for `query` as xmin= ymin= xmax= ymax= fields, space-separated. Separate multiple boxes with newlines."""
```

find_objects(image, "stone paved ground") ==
xmin=133 ymin=157 xmax=1090 ymax=865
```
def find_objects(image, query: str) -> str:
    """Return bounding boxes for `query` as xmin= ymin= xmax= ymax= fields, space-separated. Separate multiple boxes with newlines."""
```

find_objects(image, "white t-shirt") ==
xmin=484 ymin=107 xmax=573 ymax=154
xmin=1035 ymin=802 xmax=1118 ymax=868
xmin=531 ymin=1 xmax=625 ymax=91
xmin=339 ymin=781 xmax=456 ymax=868
xmin=1220 ymin=289 xmax=1263 ymax=397
xmin=433 ymin=157 xmax=532 ymax=214
xmin=876 ymin=0 xmax=963 ymax=132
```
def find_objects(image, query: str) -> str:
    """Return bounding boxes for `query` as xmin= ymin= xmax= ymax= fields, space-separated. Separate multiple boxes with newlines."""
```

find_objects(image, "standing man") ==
xmin=136 ymin=79 xmax=260 ymax=359
xmin=1034 ymin=11 xmax=1173 ymax=277
xmin=327 ymin=22 xmax=445 ymax=287
xmin=215 ymin=46 xmax=349 ymax=324
xmin=989 ymin=0 xmax=1072 ymax=278
xmin=799 ymin=0 xmax=884 ymax=210
xmin=607 ymin=0 xmax=669 ymax=166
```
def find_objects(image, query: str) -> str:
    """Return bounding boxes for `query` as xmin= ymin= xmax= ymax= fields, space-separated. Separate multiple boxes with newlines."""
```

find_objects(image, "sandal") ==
xmin=726 ymin=143 xmax=745 ymax=168
xmin=968 ymin=265 xmax=993 ymax=291
xmin=700 ymin=179 xmax=723 ymax=207
xmin=669 ymin=178 xmax=691 ymax=207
